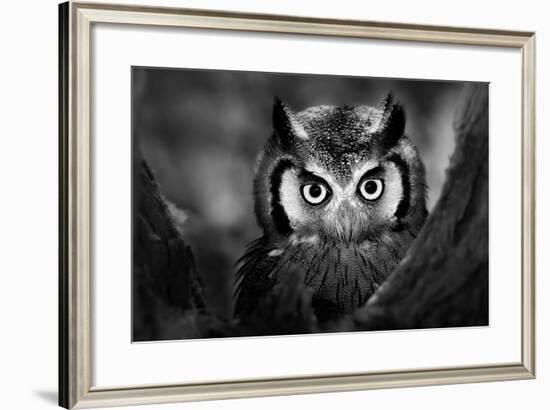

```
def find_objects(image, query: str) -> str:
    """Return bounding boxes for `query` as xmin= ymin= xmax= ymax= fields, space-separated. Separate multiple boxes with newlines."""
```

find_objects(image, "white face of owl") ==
xmin=278 ymin=159 xmax=405 ymax=243
xmin=254 ymin=95 xmax=426 ymax=246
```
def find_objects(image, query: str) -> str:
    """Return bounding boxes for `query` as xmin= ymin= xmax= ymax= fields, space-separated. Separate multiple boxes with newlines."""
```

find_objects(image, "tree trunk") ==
xmin=132 ymin=160 xmax=206 ymax=340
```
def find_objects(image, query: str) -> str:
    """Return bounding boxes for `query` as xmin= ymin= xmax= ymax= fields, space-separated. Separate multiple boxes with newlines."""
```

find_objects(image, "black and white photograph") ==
xmin=132 ymin=68 xmax=489 ymax=342
xmin=2 ymin=0 xmax=543 ymax=408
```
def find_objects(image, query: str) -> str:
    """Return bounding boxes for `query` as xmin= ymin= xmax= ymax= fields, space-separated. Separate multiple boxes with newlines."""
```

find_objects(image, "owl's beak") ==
xmin=325 ymin=201 xmax=365 ymax=243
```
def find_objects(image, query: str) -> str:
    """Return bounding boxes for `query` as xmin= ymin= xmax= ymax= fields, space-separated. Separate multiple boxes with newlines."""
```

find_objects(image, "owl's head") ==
xmin=254 ymin=94 xmax=427 ymax=247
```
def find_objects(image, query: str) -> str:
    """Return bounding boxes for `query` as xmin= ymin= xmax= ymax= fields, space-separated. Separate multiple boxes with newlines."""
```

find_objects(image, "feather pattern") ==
xmin=234 ymin=228 xmax=417 ymax=321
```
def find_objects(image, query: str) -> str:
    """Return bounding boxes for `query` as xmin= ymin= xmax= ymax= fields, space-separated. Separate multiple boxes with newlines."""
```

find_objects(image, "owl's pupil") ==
xmin=364 ymin=180 xmax=377 ymax=194
xmin=309 ymin=185 xmax=322 ymax=197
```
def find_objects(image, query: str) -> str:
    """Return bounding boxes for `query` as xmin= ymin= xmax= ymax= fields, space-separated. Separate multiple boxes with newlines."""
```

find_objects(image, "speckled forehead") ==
xmin=303 ymin=155 xmax=379 ymax=189
xmin=308 ymin=148 xmax=370 ymax=182
xmin=294 ymin=105 xmax=381 ymax=181
xmin=297 ymin=105 xmax=383 ymax=134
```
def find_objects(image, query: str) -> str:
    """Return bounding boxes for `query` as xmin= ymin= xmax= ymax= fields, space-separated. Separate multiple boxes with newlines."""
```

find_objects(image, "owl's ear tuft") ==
xmin=272 ymin=97 xmax=308 ymax=147
xmin=376 ymin=93 xmax=406 ymax=149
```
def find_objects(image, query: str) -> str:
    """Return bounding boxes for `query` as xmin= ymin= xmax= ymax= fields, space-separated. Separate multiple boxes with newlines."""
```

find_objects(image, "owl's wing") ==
xmin=233 ymin=236 xmax=277 ymax=317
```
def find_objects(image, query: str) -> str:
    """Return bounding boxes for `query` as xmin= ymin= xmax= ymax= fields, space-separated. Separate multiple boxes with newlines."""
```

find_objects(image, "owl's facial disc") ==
xmin=276 ymin=160 xmax=405 ymax=242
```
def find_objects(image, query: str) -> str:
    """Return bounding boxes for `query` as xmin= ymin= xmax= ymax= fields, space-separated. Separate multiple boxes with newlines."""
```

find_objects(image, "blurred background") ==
xmin=133 ymin=67 xmax=475 ymax=318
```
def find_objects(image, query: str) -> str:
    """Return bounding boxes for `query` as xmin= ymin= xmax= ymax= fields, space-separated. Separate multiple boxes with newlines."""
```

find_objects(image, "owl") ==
xmin=234 ymin=94 xmax=427 ymax=322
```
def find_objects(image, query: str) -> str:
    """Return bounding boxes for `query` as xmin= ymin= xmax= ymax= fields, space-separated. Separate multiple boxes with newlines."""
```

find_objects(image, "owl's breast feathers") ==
xmin=234 ymin=231 xmax=415 ymax=321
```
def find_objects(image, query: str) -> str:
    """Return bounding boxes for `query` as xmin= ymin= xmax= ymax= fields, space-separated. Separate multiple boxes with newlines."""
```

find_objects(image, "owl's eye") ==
xmin=301 ymin=183 xmax=330 ymax=205
xmin=358 ymin=178 xmax=384 ymax=201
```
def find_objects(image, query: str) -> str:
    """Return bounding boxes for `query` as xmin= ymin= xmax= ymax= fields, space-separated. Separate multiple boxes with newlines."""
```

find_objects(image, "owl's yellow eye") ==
xmin=358 ymin=179 xmax=384 ymax=201
xmin=301 ymin=183 xmax=330 ymax=205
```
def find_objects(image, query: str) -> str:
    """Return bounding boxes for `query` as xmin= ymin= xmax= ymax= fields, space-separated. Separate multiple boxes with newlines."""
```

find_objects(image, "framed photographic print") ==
xmin=59 ymin=1 xmax=536 ymax=408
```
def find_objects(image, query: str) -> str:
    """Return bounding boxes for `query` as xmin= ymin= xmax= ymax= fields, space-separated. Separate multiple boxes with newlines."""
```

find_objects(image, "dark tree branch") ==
xmin=133 ymin=160 xmax=206 ymax=341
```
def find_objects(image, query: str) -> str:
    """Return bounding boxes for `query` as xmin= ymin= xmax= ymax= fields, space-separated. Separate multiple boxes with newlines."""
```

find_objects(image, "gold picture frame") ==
xmin=59 ymin=1 xmax=535 ymax=408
